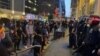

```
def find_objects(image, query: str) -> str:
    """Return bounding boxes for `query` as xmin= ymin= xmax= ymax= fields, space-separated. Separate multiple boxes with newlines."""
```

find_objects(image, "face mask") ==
xmin=87 ymin=24 xmax=90 ymax=27
xmin=98 ymin=23 xmax=100 ymax=26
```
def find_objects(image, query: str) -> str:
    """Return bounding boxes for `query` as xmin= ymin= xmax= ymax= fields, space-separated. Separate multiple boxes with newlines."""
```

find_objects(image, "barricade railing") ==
xmin=12 ymin=45 xmax=41 ymax=56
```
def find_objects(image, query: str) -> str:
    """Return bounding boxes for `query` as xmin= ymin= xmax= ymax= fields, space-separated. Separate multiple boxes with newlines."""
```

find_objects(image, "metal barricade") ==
xmin=12 ymin=45 xmax=41 ymax=56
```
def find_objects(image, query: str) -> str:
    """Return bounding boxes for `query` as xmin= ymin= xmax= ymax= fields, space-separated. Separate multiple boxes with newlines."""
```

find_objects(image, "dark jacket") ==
xmin=0 ymin=43 xmax=10 ymax=56
xmin=84 ymin=26 xmax=100 ymax=46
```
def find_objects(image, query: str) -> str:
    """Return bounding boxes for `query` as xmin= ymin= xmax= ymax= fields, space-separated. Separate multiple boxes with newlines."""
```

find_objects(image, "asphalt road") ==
xmin=44 ymin=37 xmax=73 ymax=56
xmin=44 ymin=29 xmax=74 ymax=56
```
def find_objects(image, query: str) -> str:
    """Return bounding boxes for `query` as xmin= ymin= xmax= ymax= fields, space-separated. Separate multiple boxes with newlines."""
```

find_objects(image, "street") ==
xmin=44 ymin=37 xmax=73 ymax=56
xmin=44 ymin=29 xmax=74 ymax=56
xmin=0 ymin=0 xmax=100 ymax=56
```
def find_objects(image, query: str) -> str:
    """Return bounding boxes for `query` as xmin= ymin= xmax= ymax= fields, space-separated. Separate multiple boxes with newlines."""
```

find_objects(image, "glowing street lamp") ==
xmin=22 ymin=12 xmax=25 ymax=15
xmin=33 ymin=8 xmax=37 ymax=11
xmin=28 ymin=0 xmax=33 ymax=3
xmin=35 ymin=0 xmax=37 ymax=3
xmin=47 ymin=4 xmax=51 ymax=7
xmin=12 ymin=10 xmax=15 ymax=14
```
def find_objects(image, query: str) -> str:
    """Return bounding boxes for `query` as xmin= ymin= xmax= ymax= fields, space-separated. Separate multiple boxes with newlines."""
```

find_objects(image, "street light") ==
xmin=47 ymin=4 xmax=51 ymax=7
xmin=33 ymin=8 xmax=37 ymax=11
xmin=12 ymin=10 xmax=15 ymax=14
xmin=35 ymin=0 xmax=37 ymax=3
xmin=11 ymin=10 xmax=14 ymax=19
xmin=28 ymin=0 xmax=33 ymax=3
xmin=22 ymin=12 xmax=25 ymax=15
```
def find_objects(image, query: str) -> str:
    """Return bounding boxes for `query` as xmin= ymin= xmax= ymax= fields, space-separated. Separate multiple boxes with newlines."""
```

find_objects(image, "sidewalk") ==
xmin=44 ymin=35 xmax=75 ymax=56
xmin=44 ymin=37 xmax=73 ymax=56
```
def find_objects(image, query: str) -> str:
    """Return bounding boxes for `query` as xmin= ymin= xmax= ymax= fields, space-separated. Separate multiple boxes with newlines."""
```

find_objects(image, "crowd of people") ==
xmin=1 ymin=15 xmax=100 ymax=56
xmin=68 ymin=15 xmax=100 ymax=56
xmin=0 ymin=18 xmax=68 ymax=56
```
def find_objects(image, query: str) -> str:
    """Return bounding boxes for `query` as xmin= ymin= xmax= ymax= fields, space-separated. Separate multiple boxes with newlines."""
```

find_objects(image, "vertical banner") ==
xmin=54 ymin=7 xmax=59 ymax=17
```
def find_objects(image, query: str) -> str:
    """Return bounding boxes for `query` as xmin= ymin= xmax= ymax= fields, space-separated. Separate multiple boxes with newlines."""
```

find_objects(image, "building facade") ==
xmin=59 ymin=0 xmax=65 ymax=17
xmin=71 ymin=0 xmax=77 ymax=18
xmin=25 ymin=0 xmax=36 ymax=14
xmin=25 ymin=0 xmax=59 ymax=15
xmin=71 ymin=0 xmax=98 ymax=20
xmin=0 ymin=0 xmax=25 ymax=19
xmin=94 ymin=0 xmax=100 ymax=16
xmin=0 ymin=0 xmax=11 ymax=9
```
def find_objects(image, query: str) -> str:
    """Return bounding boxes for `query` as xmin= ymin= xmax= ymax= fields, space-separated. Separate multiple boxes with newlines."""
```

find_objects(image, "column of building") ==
xmin=94 ymin=0 xmax=100 ymax=16
xmin=84 ymin=0 xmax=89 ymax=16
xmin=73 ymin=0 xmax=98 ymax=20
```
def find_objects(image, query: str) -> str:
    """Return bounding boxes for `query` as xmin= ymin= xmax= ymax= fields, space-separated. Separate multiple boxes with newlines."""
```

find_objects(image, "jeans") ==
xmin=28 ymin=34 xmax=33 ymax=45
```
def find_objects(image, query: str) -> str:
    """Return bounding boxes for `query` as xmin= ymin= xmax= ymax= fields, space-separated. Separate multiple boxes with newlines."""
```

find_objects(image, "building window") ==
xmin=0 ymin=0 xmax=10 ymax=9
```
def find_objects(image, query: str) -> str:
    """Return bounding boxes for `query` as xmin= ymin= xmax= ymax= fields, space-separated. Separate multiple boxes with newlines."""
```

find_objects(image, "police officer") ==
xmin=80 ymin=16 xmax=100 ymax=56
xmin=33 ymin=21 xmax=43 ymax=56
xmin=68 ymin=19 xmax=77 ymax=48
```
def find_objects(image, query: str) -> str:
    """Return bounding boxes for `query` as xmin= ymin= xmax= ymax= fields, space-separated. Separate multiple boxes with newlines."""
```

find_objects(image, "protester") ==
xmin=26 ymin=20 xmax=34 ymax=46
xmin=49 ymin=21 xmax=54 ymax=32
xmin=12 ymin=26 xmax=20 ymax=50
xmin=15 ymin=22 xmax=22 ymax=50
xmin=44 ymin=23 xmax=50 ymax=44
xmin=62 ymin=21 xmax=66 ymax=37
xmin=0 ymin=43 xmax=10 ymax=56
xmin=0 ymin=24 xmax=5 ymax=42
xmin=21 ymin=20 xmax=28 ymax=48
xmin=33 ymin=21 xmax=43 ymax=56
